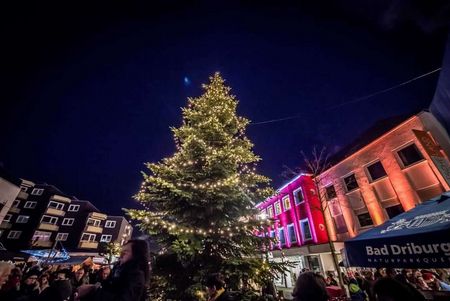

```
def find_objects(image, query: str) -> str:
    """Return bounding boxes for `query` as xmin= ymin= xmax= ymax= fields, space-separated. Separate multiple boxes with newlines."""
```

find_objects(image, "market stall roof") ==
xmin=0 ymin=250 xmax=30 ymax=262
xmin=57 ymin=256 xmax=91 ymax=265
xmin=344 ymin=192 xmax=450 ymax=268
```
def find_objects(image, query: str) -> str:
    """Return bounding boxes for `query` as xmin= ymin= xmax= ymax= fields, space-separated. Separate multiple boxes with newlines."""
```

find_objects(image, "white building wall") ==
xmin=0 ymin=178 xmax=21 ymax=224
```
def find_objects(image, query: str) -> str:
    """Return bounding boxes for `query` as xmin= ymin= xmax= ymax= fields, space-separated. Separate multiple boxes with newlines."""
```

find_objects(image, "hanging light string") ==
xmin=250 ymin=67 xmax=442 ymax=126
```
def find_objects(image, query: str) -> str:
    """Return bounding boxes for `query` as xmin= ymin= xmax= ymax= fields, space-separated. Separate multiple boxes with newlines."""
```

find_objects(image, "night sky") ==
xmin=1 ymin=1 xmax=449 ymax=215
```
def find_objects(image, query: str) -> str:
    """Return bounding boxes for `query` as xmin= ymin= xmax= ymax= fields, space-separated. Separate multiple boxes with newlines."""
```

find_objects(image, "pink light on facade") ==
xmin=256 ymin=174 xmax=329 ymax=250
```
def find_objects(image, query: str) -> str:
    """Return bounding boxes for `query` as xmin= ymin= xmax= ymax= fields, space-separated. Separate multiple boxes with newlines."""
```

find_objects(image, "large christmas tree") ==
xmin=128 ymin=73 xmax=284 ymax=300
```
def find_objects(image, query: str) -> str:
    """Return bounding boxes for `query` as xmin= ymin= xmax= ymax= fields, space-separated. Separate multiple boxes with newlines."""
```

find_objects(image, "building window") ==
xmin=20 ymin=186 xmax=28 ymax=192
xmin=293 ymin=188 xmax=304 ymax=205
xmin=274 ymin=201 xmax=282 ymax=215
xmin=24 ymin=201 xmax=37 ymax=209
xmin=68 ymin=204 xmax=80 ymax=212
xmin=0 ymin=230 xmax=3 ymax=237
xmin=288 ymin=224 xmax=297 ymax=243
xmin=300 ymin=219 xmax=312 ymax=241
xmin=56 ymin=233 xmax=69 ymax=241
xmin=48 ymin=201 xmax=64 ymax=210
xmin=385 ymin=204 xmax=405 ymax=219
xmin=366 ymin=161 xmax=387 ymax=182
xmin=32 ymin=231 xmax=51 ymax=241
xmin=100 ymin=234 xmax=112 ymax=242
xmin=325 ymin=185 xmax=337 ymax=200
xmin=397 ymin=144 xmax=424 ymax=167
xmin=357 ymin=212 xmax=373 ymax=227
xmin=31 ymin=188 xmax=44 ymax=196
xmin=278 ymin=228 xmax=286 ymax=245
xmin=12 ymin=200 xmax=20 ymax=208
xmin=343 ymin=174 xmax=359 ymax=192
xmin=41 ymin=215 xmax=58 ymax=225
xmin=8 ymin=231 xmax=22 ymax=239
xmin=329 ymin=200 xmax=347 ymax=234
xmin=87 ymin=218 xmax=101 ymax=227
xmin=282 ymin=196 xmax=291 ymax=211
xmin=62 ymin=218 xmax=74 ymax=226
xmin=81 ymin=233 xmax=96 ymax=242
xmin=105 ymin=220 xmax=116 ymax=228
xmin=16 ymin=215 xmax=30 ymax=223
xmin=4 ymin=214 xmax=12 ymax=222
xmin=267 ymin=206 xmax=274 ymax=218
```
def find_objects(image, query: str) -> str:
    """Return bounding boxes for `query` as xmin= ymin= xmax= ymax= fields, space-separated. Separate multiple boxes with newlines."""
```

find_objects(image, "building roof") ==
xmin=327 ymin=112 xmax=424 ymax=166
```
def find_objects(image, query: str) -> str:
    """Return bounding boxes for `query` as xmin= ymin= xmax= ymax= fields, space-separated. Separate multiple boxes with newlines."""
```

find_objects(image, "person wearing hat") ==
xmin=38 ymin=269 xmax=72 ymax=301
xmin=15 ymin=270 xmax=41 ymax=301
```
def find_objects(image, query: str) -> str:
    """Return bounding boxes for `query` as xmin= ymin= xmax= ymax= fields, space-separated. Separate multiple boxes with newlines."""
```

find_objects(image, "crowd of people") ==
xmin=0 ymin=239 xmax=150 ymax=301
xmin=291 ymin=267 xmax=450 ymax=301
xmin=2 ymin=245 xmax=450 ymax=301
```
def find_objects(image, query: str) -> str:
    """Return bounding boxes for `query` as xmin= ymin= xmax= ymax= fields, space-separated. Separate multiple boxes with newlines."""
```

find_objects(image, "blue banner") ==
xmin=344 ymin=192 xmax=450 ymax=268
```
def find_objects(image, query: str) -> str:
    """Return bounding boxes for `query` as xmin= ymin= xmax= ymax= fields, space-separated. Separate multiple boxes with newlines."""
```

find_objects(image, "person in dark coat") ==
xmin=373 ymin=277 xmax=425 ymax=301
xmin=15 ymin=270 xmax=40 ymax=301
xmin=38 ymin=269 xmax=73 ymax=301
xmin=77 ymin=239 xmax=150 ymax=301
xmin=292 ymin=272 xmax=329 ymax=301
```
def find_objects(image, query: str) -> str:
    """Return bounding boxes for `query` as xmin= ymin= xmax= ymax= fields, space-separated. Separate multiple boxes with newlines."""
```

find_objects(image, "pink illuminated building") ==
xmin=256 ymin=174 xmax=341 ymax=288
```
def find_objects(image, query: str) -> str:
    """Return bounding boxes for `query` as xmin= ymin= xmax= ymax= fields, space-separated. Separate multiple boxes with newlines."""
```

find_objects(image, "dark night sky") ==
xmin=1 ymin=1 xmax=449 ymax=215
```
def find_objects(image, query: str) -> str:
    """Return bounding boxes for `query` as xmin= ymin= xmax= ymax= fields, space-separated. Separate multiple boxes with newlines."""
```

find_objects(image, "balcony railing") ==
xmin=78 ymin=241 xmax=98 ymax=249
xmin=0 ymin=221 xmax=12 ymax=229
xmin=38 ymin=223 xmax=59 ymax=232
xmin=89 ymin=212 xmax=107 ymax=220
xmin=85 ymin=225 xmax=103 ymax=234
xmin=8 ymin=207 xmax=20 ymax=214
xmin=50 ymin=195 xmax=71 ymax=204
xmin=17 ymin=191 xmax=29 ymax=200
xmin=33 ymin=240 xmax=53 ymax=248
xmin=45 ymin=208 xmax=65 ymax=217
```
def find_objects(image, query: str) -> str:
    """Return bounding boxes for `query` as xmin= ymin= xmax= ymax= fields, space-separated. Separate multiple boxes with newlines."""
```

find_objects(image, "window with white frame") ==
xmin=81 ymin=233 xmax=96 ymax=242
xmin=48 ymin=201 xmax=64 ymax=210
xmin=366 ymin=160 xmax=387 ymax=182
xmin=300 ymin=219 xmax=312 ymax=241
xmin=41 ymin=215 xmax=58 ymax=225
xmin=31 ymin=188 xmax=44 ymax=196
xmin=278 ymin=227 xmax=286 ymax=245
xmin=100 ymin=234 xmax=112 ymax=242
xmin=24 ymin=201 xmax=37 ymax=209
xmin=56 ymin=233 xmax=69 ymax=241
xmin=12 ymin=200 xmax=20 ymax=208
xmin=105 ymin=220 xmax=116 ymax=228
xmin=288 ymin=224 xmax=297 ymax=243
xmin=62 ymin=218 xmax=74 ymax=226
xmin=16 ymin=215 xmax=30 ymax=223
xmin=68 ymin=204 xmax=80 ymax=212
xmin=87 ymin=218 xmax=101 ymax=227
xmin=8 ymin=231 xmax=22 ymax=239
xmin=274 ymin=201 xmax=282 ymax=215
xmin=293 ymin=187 xmax=304 ymax=205
xmin=4 ymin=214 xmax=12 ymax=222
xmin=32 ymin=231 xmax=52 ymax=241
xmin=325 ymin=185 xmax=337 ymax=200
xmin=282 ymin=195 xmax=291 ymax=211
xmin=20 ymin=186 xmax=28 ymax=192
xmin=397 ymin=143 xmax=424 ymax=168
xmin=343 ymin=174 xmax=359 ymax=192
xmin=267 ymin=206 xmax=274 ymax=218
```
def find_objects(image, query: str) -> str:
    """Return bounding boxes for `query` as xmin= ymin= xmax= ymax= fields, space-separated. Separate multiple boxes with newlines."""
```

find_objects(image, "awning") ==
xmin=344 ymin=192 xmax=450 ymax=268
xmin=0 ymin=250 xmax=30 ymax=261
xmin=57 ymin=256 xmax=91 ymax=265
